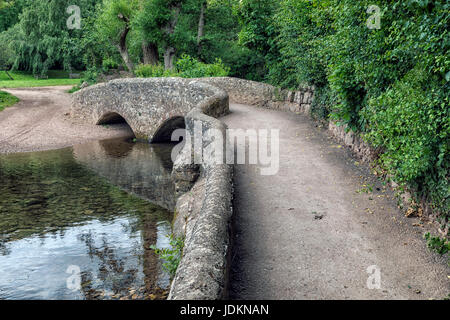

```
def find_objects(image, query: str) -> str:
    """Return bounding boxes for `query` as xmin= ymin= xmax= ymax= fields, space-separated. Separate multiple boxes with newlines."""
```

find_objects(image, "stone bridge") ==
xmin=71 ymin=78 xmax=229 ymax=142
xmin=70 ymin=76 xmax=317 ymax=300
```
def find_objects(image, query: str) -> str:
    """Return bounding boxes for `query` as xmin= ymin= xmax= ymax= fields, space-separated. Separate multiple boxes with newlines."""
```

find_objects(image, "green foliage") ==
xmin=79 ymin=3 xmax=119 ymax=70
xmin=0 ymin=0 xmax=27 ymax=32
xmin=133 ymin=0 xmax=190 ymax=54
xmin=102 ymin=58 xmax=120 ymax=71
xmin=176 ymin=54 xmax=230 ymax=77
xmin=65 ymin=66 xmax=99 ymax=93
xmin=424 ymin=233 xmax=449 ymax=261
xmin=0 ymin=90 xmax=19 ymax=111
xmin=95 ymin=0 xmax=138 ymax=44
xmin=234 ymin=0 xmax=277 ymax=54
xmin=233 ymin=0 xmax=280 ymax=81
xmin=134 ymin=64 xmax=177 ymax=78
xmin=3 ymin=0 xmax=101 ymax=75
xmin=1 ymin=0 xmax=264 ymax=79
xmin=266 ymin=0 xmax=449 ymax=220
xmin=135 ymin=55 xmax=230 ymax=78
xmin=197 ymin=1 xmax=251 ymax=76
xmin=310 ymin=84 xmax=335 ymax=121
xmin=271 ymin=0 xmax=332 ymax=89
xmin=150 ymin=235 xmax=184 ymax=279
xmin=362 ymin=67 xmax=449 ymax=215
xmin=67 ymin=85 xmax=81 ymax=94
xmin=82 ymin=66 xmax=101 ymax=85
xmin=0 ymin=29 xmax=15 ymax=69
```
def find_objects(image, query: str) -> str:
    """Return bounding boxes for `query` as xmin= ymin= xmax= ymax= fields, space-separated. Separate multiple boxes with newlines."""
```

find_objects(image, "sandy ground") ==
xmin=223 ymin=103 xmax=449 ymax=300
xmin=0 ymin=86 xmax=132 ymax=154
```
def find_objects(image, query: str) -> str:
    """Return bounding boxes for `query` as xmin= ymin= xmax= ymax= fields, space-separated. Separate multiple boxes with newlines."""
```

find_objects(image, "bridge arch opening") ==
xmin=96 ymin=112 xmax=135 ymax=137
xmin=97 ymin=112 xmax=129 ymax=125
xmin=151 ymin=116 xmax=186 ymax=143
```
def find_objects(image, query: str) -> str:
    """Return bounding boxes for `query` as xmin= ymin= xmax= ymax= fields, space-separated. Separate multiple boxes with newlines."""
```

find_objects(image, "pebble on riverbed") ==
xmin=84 ymin=286 xmax=169 ymax=300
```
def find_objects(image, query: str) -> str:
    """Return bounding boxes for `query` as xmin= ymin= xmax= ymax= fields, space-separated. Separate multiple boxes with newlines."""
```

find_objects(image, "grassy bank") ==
xmin=0 ymin=70 xmax=80 ymax=88
xmin=0 ymin=91 xmax=19 ymax=111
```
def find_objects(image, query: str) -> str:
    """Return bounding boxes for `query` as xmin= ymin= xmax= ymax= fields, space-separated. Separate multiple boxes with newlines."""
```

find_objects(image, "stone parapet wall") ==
xmin=169 ymin=89 xmax=233 ymax=300
xmin=196 ymin=77 xmax=314 ymax=114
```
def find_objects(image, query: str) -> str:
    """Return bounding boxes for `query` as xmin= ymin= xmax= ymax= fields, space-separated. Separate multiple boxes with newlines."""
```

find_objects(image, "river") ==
xmin=0 ymin=137 xmax=176 ymax=300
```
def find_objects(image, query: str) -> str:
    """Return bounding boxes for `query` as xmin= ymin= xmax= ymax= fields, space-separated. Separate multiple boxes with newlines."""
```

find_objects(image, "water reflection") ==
xmin=73 ymin=138 xmax=176 ymax=211
xmin=0 ymin=139 xmax=175 ymax=300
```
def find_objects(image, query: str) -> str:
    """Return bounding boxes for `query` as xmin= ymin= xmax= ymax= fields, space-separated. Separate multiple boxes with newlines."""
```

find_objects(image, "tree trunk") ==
xmin=142 ymin=42 xmax=159 ymax=65
xmin=117 ymin=13 xmax=134 ymax=72
xmin=4 ymin=70 xmax=13 ymax=80
xmin=164 ymin=47 xmax=176 ymax=70
xmin=197 ymin=1 xmax=206 ymax=57
xmin=162 ymin=4 xmax=181 ymax=70
xmin=118 ymin=27 xmax=134 ymax=72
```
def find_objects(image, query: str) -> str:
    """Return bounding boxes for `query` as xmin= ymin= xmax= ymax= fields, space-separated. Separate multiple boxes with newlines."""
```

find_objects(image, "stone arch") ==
xmin=96 ymin=112 xmax=129 ymax=125
xmin=151 ymin=116 xmax=186 ymax=143
xmin=96 ymin=111 xmax=137 ymax=138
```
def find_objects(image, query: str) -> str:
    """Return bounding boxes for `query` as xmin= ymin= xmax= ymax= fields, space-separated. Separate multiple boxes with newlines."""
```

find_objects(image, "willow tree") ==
xmin=133 ymin=0 xmax=187 ymax=70
xmin=96 ymin=0 xmax=139 ymax=71
xmin=4 ymin=0 xmax=100 ymax=74
xmin=132 ymin=0 xmax=166 ymax=66
xmin=0 ymin=31 xmax=14 ymax=79
xmin=7 ymin=0 xmax=70 ymax=74
xmin=0 ymin=0 xmax=27 ymax=32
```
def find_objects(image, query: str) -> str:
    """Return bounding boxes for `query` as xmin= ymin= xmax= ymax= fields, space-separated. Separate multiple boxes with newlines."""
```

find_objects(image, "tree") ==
xmin=0 ymin=0 xmax=27 ymax=32
xmin=0 ymin=31 xmax=14 ymax=79
xmin=96 ymin=0 xmax=139 ymax=71
xmin=196 ymin=0 xmax=206 ymax=57
xmin=10 ymin=0 xmax=73 ymax=74
xmin=132 ymin=0 xmax=167 ymax=66
xmin=233 ymin=0 xmax=280 ymax=80
xmin=135 ymin=0 xmax=206 ymax=70
xmin=162 ymin=1 xmax=183 ymax=69
xmin=4 ymin=0 xmax=100 ymax=74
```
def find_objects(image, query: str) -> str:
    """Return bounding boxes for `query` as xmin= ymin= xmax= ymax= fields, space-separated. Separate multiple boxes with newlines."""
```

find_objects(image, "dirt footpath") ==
xmin=0 ymin=86 xmax=132 ymax=154
xmin=222 ymin=103 xmax=449 ymax=300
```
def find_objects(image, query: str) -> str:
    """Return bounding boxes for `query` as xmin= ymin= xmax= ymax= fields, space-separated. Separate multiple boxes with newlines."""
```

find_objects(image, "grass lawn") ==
xmin=0 ymin=91 xmax=20 ymax=111
xmin=0 ymin=70 xmax=81 ymax=88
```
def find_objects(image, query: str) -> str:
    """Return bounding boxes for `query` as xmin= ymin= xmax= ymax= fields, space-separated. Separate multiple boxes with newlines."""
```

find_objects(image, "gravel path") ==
xmin=0 ymin=86 xmax=132 ymax=154
xmin=222 ymin=103 xmax=449 ymax=300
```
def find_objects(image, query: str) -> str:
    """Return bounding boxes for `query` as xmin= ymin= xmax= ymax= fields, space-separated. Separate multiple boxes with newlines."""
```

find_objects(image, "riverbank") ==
xmin=0 ymin=86 xmax=133 ymax=154
xmin=0 ymin=70 xmax=80 ymax=89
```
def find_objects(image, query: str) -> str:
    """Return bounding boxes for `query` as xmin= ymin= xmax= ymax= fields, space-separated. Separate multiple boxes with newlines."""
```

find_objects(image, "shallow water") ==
xmin=0 ymin=137 xmax=176 ymax=300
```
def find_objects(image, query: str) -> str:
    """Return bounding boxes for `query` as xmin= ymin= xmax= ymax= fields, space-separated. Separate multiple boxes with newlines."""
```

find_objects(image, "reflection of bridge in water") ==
xmin=0 ymin=142 xmax=175 ymax=299
xmin=73 ymin=137 xmax=176 ymax=211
